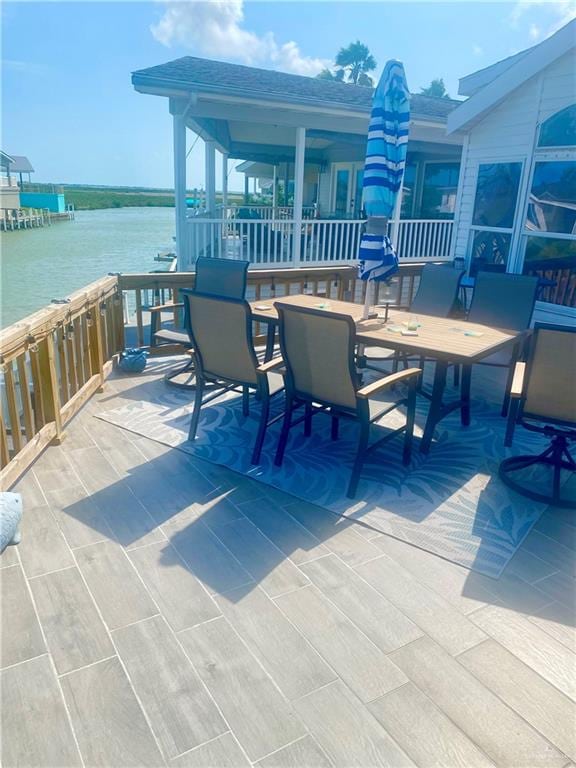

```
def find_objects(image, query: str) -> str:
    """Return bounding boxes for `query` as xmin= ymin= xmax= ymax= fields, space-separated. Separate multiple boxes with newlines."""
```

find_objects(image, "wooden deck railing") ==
xmin=0 ymin=263 xmax=427 ymax=487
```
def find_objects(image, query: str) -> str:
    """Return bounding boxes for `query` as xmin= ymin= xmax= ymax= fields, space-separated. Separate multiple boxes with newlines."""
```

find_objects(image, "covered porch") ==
xmin=132 ymin=56 xmax=463 ymax=269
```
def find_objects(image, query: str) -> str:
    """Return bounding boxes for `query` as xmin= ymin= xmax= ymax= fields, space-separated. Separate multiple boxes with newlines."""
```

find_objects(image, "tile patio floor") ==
xmin=1 ymin=361 xmax=575 ymax=768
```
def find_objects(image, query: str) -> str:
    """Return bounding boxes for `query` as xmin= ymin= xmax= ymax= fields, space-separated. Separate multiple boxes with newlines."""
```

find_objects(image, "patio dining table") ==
xmin=250 ymin=294 xmax=529 ymax=453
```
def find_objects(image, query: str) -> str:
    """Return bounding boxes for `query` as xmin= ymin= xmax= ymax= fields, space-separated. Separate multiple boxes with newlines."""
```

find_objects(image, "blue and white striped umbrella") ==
xmin=359 ymin=59 xmax=410 ymax=285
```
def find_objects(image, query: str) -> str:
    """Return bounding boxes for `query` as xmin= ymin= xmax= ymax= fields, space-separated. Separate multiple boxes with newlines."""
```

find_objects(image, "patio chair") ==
xmin=500 ymin=323 xmax=576 ymax=509
xmin=273 ymin=303 xmax=420 ymax=498
xmin=185 ymin=292 xmax=285 ymax=464
xmin=150 ymin=258 xmax=249 ymax=387
xmin=461 ymin=271 xmax=539 ymax=415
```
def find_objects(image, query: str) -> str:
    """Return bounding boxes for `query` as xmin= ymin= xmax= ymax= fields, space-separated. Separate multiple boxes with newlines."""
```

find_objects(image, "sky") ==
xmin=2 ymin=0 xmax=574 ymax=191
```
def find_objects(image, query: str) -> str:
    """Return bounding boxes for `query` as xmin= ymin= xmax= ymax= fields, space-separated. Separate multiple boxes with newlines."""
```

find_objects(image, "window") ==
xmin=469 ymin=162 xmax=522 ymax=271
xmin=538 ymin=104 xmax=576 ymax=148
xmin=420 ymin=162 xmax=459 ymax=219
xmin=472 ymin=163 xmax=522 ymax=229
xmin=400 ymin=163 xmax=416 ymax=218
xmin=526 ymin=161 xmax=576 ymax=235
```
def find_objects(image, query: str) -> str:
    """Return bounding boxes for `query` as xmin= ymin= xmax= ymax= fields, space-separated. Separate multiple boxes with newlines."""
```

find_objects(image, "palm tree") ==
xmin=335 ymin=41 xmax=377 ymax=86
xmin=420 ymin=78 xmax=451 ymax=99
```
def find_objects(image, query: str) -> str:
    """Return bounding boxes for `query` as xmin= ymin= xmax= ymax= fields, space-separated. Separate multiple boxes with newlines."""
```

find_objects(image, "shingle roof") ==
xmin=132 ymin=56 xmax=460 ymax=121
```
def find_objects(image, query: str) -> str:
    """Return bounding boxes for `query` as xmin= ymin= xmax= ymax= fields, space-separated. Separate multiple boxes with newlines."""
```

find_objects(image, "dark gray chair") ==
xmin=463 ymin=271 xmax=539 ymax=415
xmin=185 ymin=292 xmax=284 ymax=464
xmin=274 ymin=303 xmax=420 ymax=498
xmin=150 ymin=258 xmax=249 ymax=387
xmin=500 ymin=323 xmax=576 ymax=508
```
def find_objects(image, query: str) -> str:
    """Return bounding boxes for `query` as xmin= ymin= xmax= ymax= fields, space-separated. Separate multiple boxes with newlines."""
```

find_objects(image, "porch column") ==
xmin=221 ymin=152 xmax=229 ymax=211
xmin=205 ymin=140 xmax=216 ymax=215
xmin=272 ymin=165 xmax=277 ymax=217
xmin=292 ymin=127 xmax=306 ymax=267
xmin=244 ymin=175 xmax=249 ymax=204
xmin=171 ymin=99 xmax=188 ymax=270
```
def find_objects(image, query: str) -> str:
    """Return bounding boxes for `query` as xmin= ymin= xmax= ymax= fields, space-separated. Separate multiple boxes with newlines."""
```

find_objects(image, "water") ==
xmin=1 ymin=207 xmax=175 ymax=328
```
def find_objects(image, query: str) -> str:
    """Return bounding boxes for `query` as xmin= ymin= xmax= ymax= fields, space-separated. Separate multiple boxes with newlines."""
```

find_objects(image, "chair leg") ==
xmin=304 ymin=404 xmax=312 ymax=437
xmin=403 ymin=381 xmax=417 ymax=465
xmin=188 ymin=377 xmax=205 ymax=441
xmin=392 ymin=351 xmax=399 ymax=374
xmin=504 ymin=398 xmax=520 ymax=447
xmin=242 ymin=386 xmax=250 ymax=417
xmin=274 ymin=397 xmax=294 ymax=467
xmin=331 ymin=415 xmax=339 ymax=441
xmin=501 ymin=361 xmax=517 ymax=417
xmin=453 ymin=364 xmax=460 ymax=388
xmin=347 ymin=420 xmax=370 ymax=498
xmin=251 ymin=394 xmax=270 ymax=464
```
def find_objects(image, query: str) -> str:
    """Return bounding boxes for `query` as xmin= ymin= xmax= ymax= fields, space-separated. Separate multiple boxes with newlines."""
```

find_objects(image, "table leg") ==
xmin=421 ymin=361 xmax=448 ymax=454
xmin=264 ymin=324 xmax=276 ymax=362
xmin=461 ymin=364 xmax=472 ymax=426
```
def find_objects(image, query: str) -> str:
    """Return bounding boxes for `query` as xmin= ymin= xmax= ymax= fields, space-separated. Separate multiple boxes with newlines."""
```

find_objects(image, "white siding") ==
xmin=452 ymin=51 xmax=575 ymax=264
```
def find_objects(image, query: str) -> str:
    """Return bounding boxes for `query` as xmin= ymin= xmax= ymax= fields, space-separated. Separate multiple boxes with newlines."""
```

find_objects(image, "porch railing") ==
xmin=182 ymin=217 xmax=453 ymax=270
xmin=1 ymin=263 xmax=428 ymax=487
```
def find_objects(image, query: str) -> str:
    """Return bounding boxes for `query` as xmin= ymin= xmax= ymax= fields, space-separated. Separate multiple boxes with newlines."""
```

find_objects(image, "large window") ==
xmin=469 ymin=162 xmax=522 ymax=272
xmin=526 ymin=161 xmax=576 ymax=235
xmin=400 ymin=163 xmax=416 ymax=218
xmin=420 ymin=162 xmax=459 ymax=219
xmin=538 ymin=104 xmax=576 ymax=148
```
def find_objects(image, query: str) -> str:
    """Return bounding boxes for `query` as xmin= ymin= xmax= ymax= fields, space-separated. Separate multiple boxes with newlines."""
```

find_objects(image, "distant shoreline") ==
xmin=58 ymin=185 xmax=245 ymax=211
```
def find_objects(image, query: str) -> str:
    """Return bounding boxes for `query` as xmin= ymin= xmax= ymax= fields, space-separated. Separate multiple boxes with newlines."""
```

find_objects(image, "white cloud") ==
xmin=151 ymin=0 xmax=330 ymax=76
xmin=472 ymin=44 xmax=483 ymax=56
xmin=509 ymin=0 xmax=576 ymax=39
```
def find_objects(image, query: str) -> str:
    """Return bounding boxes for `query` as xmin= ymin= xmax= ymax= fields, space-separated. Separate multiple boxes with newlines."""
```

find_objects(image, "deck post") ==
xmin=292 ymin=126 xmax=306 ymax=267
xmin=205 ymin=140 xmax=216 ymax=215
xmin=170 ymin=99 xmax=188 ymax=270
xmin=272 ymin=165 xmax=277 ymax=218
xmin=222 ymin=152 xmax=229 ymax=211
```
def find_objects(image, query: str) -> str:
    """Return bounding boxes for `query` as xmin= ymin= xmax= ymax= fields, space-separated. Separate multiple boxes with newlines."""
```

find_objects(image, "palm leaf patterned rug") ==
xmin=98 ymin=361 xmax=554 ymax=578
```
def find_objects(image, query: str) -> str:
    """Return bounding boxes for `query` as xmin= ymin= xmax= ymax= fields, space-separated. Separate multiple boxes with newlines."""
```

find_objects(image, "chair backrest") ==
xmin=468 ymin=272 xmax=538 ymax=330
xmin=277 ymin=304 xmax=359 ymax=411
xmin=185 ymin=292 xmax=258 ymax=386
xmin=410 ymin=264 xmax=464 ymax=317
xmin=195 ymin=257 xmax=249 ymax=299
xmin=522 ymin=323 xmax=576 ymax=426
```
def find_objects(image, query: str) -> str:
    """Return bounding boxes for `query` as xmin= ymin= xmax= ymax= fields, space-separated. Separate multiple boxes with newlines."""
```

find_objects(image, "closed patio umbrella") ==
xmin=359 ymin=60 xmax=410 ymax=319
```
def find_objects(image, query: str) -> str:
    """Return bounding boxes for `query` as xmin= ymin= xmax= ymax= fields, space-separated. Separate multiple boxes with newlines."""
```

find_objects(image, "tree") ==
xmin=316 ymin=41 xmax=376 ymax=87
xmin=419 ymin=78 xmax=451 ymax=99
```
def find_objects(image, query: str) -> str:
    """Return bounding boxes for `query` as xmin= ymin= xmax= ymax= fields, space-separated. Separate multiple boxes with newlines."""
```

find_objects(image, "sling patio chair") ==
xmin=185 ymin=292 xmax=285 ymax=464
xmin=500 ymin=322 xmax=576 ymax=509
xmin=273 ymin=303 xmax=421 ymax=498
xmin=150 ymin=257 xmax=249 ymax=387
xmin=457 ymin=271 xmax=539 ymax=415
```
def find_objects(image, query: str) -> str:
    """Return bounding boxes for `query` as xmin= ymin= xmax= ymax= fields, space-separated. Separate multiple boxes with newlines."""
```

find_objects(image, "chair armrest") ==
xmin=357 ymin=368 xmax=421 ymax=399
xmin=149 ymin=302 xmax=184 ymax=313
xmin=510 ymin=362 xmax=526 ymax=398
xmin=257 ymin=356 xmax=285 ymax=374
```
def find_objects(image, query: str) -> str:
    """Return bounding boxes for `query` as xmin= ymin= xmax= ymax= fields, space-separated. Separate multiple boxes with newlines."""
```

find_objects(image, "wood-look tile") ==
xmin=0 ymin=543 xmax=19 ymax=568
xmin=535 ymin=570 xmax=576 ymax=610
xmin=390 ymin=636 xmax=567 ymax=768
xmin=275 ymin=585 xmax=406 ymax=703
xmin=75 ymin=540 xmax=158 ymax=630
xmin=12 ymin=472 xmax=47 ymax=509
xmin=215 ymin=586 xmax=336 ymax=700
xmin=238 ymin=497 xmax=330 ymax=565
xmin=128 ymin=541 xmax=220 ymax=631
xmin=33 ymin=446 xmax=78 ymax=491
xmin=1 ymin=565 xmax=45 ymax=668
xmin=45 ymin=484 xmax=114 ymax=548
xmin=165 ymin=520 xmax=253 ymax=596
xmin=300 ymin=555 xmax=422 ymax=652
xmin=165 ymin=492 xmax=247 ymax=535
xmin=129 ymin=471 xmax=217 ymax=528
xmin=60 ymin=656 xmax=165 ymax=768
xmin=294 ymin=680 xmax=414 ymax=768
xmin=534 ymin=514 xmax=576 ymax=548
xmin=356 ymin=554 xmax=486 ymax=655
xmin=257 ymin=736 xmax=333 ymax=768
xmin=171 ymin=733 xmax=250 ymax=767
xmin=369 ymin=683 xmax=495 ymax=768
xmin=527 ymin=602 xmax=576 ymax=651
xmin=1 ymin=654 xmax=82 ymax=767
xmin=211 ymin=519 xmax=309 ymax=598
xmin=283 ymin=501 xmax=382 ymax=566
xmin=460 ymin=639 xmax=576 ymax=762
xmin=507 ymin=549 xmax=560 ymax=584
xmin=178 ymin=616 xmax=305 ymax=761
xmin=17 ymin=503 xmax=75 ymax=578
xmin=30 ymin=566 xmax=113 ymax=674
xmin=92 ymin=484 xmax=165 ymax=549
xmin=113 ymin=615 xmax=226 ymax=760
xmin=471 ymin=605 xmax=576 ymax=701
xmin=522 ymin=530 xmax=576 ymax=579
xmin=65 ymin=445 xmax=121 ymax=494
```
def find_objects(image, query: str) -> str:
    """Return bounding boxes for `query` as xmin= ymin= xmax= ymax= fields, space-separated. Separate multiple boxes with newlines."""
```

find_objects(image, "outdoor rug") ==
xmin=97 ymin=361 xmax=552 ymax=578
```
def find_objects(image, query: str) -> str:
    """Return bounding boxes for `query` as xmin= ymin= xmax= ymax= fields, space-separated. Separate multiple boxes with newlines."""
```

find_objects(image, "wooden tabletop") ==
xmin=250 ymin=295 xmax=525 ymax=363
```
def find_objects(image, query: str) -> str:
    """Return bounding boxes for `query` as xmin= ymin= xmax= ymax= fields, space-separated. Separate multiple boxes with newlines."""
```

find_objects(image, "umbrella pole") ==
xmin=363 ymin=279 xmax=373 ymax=320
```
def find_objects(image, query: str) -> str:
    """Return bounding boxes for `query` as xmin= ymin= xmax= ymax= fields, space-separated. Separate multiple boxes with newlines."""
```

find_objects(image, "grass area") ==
xmin=60 ymin=185 xmax=246 ymax=210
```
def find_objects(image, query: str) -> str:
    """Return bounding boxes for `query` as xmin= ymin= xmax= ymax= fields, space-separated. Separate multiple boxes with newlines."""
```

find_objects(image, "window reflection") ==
xmin=526 ymin=161 xmax=576 ymax=235
xmin=473 ymin=163 xmax=522 ymax=229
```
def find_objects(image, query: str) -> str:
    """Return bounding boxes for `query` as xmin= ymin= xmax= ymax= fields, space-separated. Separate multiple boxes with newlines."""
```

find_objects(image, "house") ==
xmin=9 ymin=155 xmax=35 ymax=186
xmin=0 ymin=150 xmax=20 ymax=209
xmin=447 ymin=19 xmax=576 ymax=320
xmin=132 ymin=58 xmax=463 ymax=268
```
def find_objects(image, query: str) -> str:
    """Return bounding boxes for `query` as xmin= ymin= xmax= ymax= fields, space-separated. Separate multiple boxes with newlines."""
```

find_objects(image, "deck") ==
xmin=2 ymin=361 xmax=575 ymax=768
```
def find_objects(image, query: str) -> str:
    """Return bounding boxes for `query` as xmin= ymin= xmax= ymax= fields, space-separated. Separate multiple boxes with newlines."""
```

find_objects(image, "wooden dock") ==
xmin=0 ymin=205 xmax=75 ymax=231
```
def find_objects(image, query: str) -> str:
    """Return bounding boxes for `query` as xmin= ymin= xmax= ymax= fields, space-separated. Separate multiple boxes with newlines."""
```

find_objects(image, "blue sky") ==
xmin=2 ymin=1 xmax=574 ymax=191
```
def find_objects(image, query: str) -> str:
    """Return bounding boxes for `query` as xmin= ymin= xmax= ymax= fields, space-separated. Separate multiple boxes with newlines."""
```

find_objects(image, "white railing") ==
xmin=0 ymin=177 xmax=18 ymax=188
xmin=183 ymin=217 xmax=453 ymax=269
